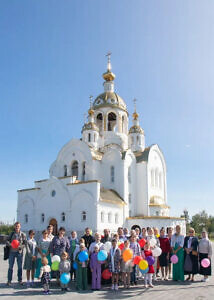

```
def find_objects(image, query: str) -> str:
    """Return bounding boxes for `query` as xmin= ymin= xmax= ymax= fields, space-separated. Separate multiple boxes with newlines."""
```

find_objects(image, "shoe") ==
xmin=134 ymin=281 xmax=138 ymax=285
xmin=144 ymin=284 xmax=148 ymax=288
xmin=18 ymin=281 xmax=24 ymax=286
xmin=168 ymin=274 xmax=172 ymax=279
xmin=115 ymin=284 xmax=118 ymax=291
xmin=111 ymin=284 xmax=114 ymax=290
xmin=204 ymin=277 xmax=209 ymax=282
xmin=165 ymin=277 xmax=169 ymax=281
xmin=6 ymin=281 xmax=12 ymax=287
xmin=149 ymin=284 xmax=154 ymax=288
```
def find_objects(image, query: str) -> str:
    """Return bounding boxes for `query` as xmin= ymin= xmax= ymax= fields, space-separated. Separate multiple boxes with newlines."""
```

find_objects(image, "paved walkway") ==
xmin=0 ymin=245 xmax=213 ymax=299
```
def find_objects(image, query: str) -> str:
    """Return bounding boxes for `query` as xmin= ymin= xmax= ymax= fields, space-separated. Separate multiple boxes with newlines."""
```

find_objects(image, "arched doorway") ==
xmin=131 ymin=225 xmax=141 ymax=234
xmin=107 ymin=112 xmax=117 ymax=131
xmin=49 ymin=218 xmax=58 ymax=235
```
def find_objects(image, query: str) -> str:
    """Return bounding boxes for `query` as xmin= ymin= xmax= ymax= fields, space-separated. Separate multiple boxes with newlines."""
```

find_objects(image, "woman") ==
xmin=199 ymin=229 xmax=212 ymax=282
xmin=159 ymin=227 xmax=170 ymax=280
xmin=171 ymin=225 xmax=184 ymax=281
xmin=35 ymin=230 xmax=52 ymax=279
xmin=167 ymin=227 xmax=173 ymax=279
xmin=23 ymin=230 xmax=37 ymax=287
xmin=183 ymin=227 xmax=198 ymax=281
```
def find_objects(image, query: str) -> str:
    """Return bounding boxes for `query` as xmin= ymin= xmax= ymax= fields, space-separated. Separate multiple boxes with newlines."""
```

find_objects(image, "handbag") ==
xmin=4 ymin=245 xmax=10 ymax=260
xmin=184 ymin=254 xmax=192 ymax=272
xmin=192 ymin=250 xmax=198 ymax=256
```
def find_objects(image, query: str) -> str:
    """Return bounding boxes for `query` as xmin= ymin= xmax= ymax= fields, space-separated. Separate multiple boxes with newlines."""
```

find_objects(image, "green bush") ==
xmin=0 ymin=224 xmax=14 ymax=235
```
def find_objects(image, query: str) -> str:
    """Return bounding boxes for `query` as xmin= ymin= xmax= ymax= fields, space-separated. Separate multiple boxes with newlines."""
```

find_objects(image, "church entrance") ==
xmin=49 ymin=218 xmax=58 ymax=235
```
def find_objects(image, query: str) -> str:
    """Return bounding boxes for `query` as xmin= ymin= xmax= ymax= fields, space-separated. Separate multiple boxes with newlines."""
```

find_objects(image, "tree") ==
xmin=190 ymin=210 xmax=210 ymax=234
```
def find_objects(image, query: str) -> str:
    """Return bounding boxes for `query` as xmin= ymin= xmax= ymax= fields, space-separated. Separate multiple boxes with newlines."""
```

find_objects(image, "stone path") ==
xmin=0 ymin=245 xmax=213 ymax=299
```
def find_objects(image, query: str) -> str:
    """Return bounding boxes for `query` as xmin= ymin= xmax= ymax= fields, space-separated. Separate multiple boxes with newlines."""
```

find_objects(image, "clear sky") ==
xmin=0 ymin=0 xmax=214 ymax=223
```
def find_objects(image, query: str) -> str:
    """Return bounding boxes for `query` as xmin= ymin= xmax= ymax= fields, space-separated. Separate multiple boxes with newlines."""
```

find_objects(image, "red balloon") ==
xmin=11 ymin=240 xmax=20 ymax=249
xmin=133 ymin=255 xmax=142 ymax=265
xmin=138 ymin=239 xmax=146 ymax=248
xmin=102 ymin=269 xmax=112 ymax=280
xmin=119 ymin=243 xmax=124 ymax=250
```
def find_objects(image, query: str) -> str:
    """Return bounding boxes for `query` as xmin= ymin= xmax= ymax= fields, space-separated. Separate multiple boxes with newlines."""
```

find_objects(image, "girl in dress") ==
xmin=75 ymin=243 xmax=88 ymax=291
xmin=142 ymin=241 xmax=154 ymax=288
xmin=108 ymin=238 xmax=121 ymax=291
xmin=90 ymin=244 xmax=102 ymax=290
xmin=59 ymin=251 xmax=71 ymax=292
xmin=39 ymin=257 xmax=51 ymax=295
xmin=199 ymin=229 xmax=212 ymax=282
xmin=120 ymin=240 xmax=132 ymax=289
xmin=35 ymin=230 xmax=51 ymax=279
xmin=23 ymin=230 xmax=37 ymax=287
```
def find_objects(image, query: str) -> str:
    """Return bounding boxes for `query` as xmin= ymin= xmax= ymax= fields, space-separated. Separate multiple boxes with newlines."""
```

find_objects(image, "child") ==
xmin=39 ymin=257 xmax=51 ymax=295
xmin=120 ymin=240 xmax=132 ymax=289
xmin=142 ymin=242 xmax=154 ymax=288
xmin=59 ymin=251 xmax=71 ymax=292
xmin=23 ymin=230 xmax=37 ymax=287
xmin=90 ymin=244 xmax=102 ymax=290
xmin=75 ymin=243 xmax=88 ymax=291
xmin=108 ymin=238 xmax=121 ymax=291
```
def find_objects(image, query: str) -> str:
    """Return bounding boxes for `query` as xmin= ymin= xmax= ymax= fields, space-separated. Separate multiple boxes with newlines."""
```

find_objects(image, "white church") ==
xmin=17 ymin=55 xmax=185 ymax=235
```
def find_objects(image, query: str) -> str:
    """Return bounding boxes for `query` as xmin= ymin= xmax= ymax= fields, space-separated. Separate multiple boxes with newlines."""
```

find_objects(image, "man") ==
xmin=101 ymin=229 xmax=111 ymax=243
xmin=81 ymin=228 xmax=95 ymax=250
xmin=47 ymin=225 xmax=54 ymax=241
xmin=89 ymin=233 xmax=104 ymax=254
xmin=6 ymin=222 xmax=26 ymax=286
xmin=117 ymin=227 xmax=125 ymax=242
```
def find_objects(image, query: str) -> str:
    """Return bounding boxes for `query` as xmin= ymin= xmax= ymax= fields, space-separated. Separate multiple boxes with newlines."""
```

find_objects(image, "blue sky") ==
xmin=0 ymin=0 xmax=214 ymax=223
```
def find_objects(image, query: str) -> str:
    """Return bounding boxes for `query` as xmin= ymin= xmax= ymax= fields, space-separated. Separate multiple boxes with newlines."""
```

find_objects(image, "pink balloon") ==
xmin=201 ymin=258 xmax=210 ymax=268
xmin=170 ymin=254 xmax=178 ymax=264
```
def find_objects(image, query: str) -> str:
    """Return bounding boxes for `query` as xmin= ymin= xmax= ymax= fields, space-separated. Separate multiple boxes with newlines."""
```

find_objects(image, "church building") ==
xmin=17 ymin=55 xmax=185 ymax=235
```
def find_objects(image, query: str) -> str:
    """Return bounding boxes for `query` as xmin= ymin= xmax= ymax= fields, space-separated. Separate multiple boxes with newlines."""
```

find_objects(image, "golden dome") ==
xmin=102 ymin=71 xmax=116 ymax=82
xmin=129 ymin=125 xmax=144 ymax=134
xmin=92 ymin=92 xmax=127 ymax=111
xmin=81 ymin=122 xmax=99 ymax=133
xmin=132 ymin=111 xmax=139 ymax=120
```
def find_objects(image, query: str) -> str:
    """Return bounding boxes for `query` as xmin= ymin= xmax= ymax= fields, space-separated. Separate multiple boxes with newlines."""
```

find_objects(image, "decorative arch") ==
xmin=107 ymin=112 xmax=117 ymax=131
xmin=71 ymin=160 xmax=78 ymax=178
xmin=96 ymin=112 xmax=103 ymax=131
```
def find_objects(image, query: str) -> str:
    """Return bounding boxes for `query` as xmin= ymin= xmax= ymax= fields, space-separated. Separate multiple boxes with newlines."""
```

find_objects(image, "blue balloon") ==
xmin=73 ymin=261 xmax=78 ymax=270
xmin=139 ymin=267 xmax=149 ymax=274
xmin=97 ymin=250 xmax=108 ymax=262
xmin=60 ymin=273 xmax=71 ymax=284
xmin=78 ymin=251 xmax=89 ymax=262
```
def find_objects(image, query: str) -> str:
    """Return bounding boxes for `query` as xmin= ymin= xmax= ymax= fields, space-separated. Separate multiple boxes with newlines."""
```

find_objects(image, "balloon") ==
xmin=171 ymin=254 xmax=178 ymax=264
xmin=139 ymin=267 xmax=149 ymax=274
xmin=156 ymin=234 xmax=160 ymax=238
xmin=122 ymin=249 xmax=133 ymax=262
xmin=146 ymin=256 xmax=155 ymax=265
xmin=139 ymin=259 xmax=149 ymax=270
xmin=78 ymin=251 xmax=89 ymax=262
xmin=97 ymin=250 xmax=108 ymax=262
xmin=11 ymin=240 xmax=20 ymax=249
xmin=73 ymin=262 xmax=78 ymax=270
xmin=51 ymin=261 xmax=59 ymax=271
xmin=51 ymin=255 xmax=61 ymax=263
xmin=60 ymin=273 xmax=71 ymax=284
xmin=152 ymin=247 xmax=162 ymax=257
xmin=201 ymin=258 xmax=210 ymax=268
xmin=149 ymin=238 xmax=156 ymax=247
xmin=102 ymin=269 xmax=112 ymax=280
xmin=104 ymin=242 xmax=111 ymax=253
xmin=138 ymin=239 xmax=146 ymax=248
xmin=133 ymin=256 xmax=142 ymax=265
xmin=119 ymin=243 xmax=124 ymax=250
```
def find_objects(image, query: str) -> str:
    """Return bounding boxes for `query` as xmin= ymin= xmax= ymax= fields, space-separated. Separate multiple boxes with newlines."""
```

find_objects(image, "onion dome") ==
xmin=81 ymin=122 xmax=99 ymax=133
xmin=129 ymin=125 xmax=144 ymax=134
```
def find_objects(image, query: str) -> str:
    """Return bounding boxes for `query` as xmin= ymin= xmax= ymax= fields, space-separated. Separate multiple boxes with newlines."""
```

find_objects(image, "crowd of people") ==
xmin=5 ymin=222 xmax=212 ymax=295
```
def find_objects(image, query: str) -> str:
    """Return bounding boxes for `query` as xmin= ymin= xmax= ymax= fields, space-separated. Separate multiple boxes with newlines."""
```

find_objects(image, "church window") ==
xmin=25 ymin=214 xmax=28 ymax=223
xmin=101 ymin=212 xmax=104 ymax=223
xmin=115 ymin=213 xmax=119 ymax=224
xmin=41 ymin=213 xmax=45 ymax=223
xmin=88 ymin=133 xmax=91 ymax=142
xmin=155 ymin=169 xmax=159 ymax=187
xmin=122 ymin=116 xmax=125 ymax=133
xmin=82 ymin=211 xmax=86 ymax=221
xmin=64 ymin=165 xmax=67 ymax=177
xmin=137 ymin=135 xmax=139 ymax=143
xmin=128 ymin=167 xmax=131 ymax=183
xmin=108 ymin=212 xmax=112 ymax=223
xmin=82 ymin=162 xmax=86 ymax=181
xmin=107 ymin=112 xmax=117 ymax=131
xmin=51 ymin=190 xmax=56 ymax=197
xmin=151 ymin=170 xmax=154 ymax=187
xmin=61 ymin=212 xmax=65 ymax=222
xmin=156 ymin=211 xmax=159 ymax=216
xmin=96 ymin=113 xmax=103 ymax=131
xmin=71 ymin=161 xmax=78 ymax=178
xmin=128 ymin=193 xmax=131 ymax=204
xmin=110 ymin=166 xmax=115 ymax=183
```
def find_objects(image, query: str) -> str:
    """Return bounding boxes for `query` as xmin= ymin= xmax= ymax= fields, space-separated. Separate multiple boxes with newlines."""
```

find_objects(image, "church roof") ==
xmin=134 ymin=146 xmax=152 ymax=163
xmin=129 ymin=125 xmax=144 ymax=134
xmin=81 ymin=122 xmax=99 ymax=133
xmin=92 ymin=92 xmax=127 ymax=112
xmin=100 ymin=187 xmax=125 ymax=206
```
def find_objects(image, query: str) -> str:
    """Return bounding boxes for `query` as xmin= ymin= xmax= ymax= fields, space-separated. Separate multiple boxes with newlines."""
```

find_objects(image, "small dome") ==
xmin=81 ymin=122 xmax=99 ymax=133
xmin=92 ymin=92 xmax=127 ymax=111
xmin=129 ymin=125 xmax=144 ymax=134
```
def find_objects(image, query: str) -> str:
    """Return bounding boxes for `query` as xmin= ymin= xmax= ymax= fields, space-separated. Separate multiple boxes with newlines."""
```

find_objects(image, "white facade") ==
xmin=17 ymin=59 xmax=185 ymax=235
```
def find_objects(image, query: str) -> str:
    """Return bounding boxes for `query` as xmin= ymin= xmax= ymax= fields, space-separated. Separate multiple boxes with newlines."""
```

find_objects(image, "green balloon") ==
xmin=51 ymin=261 xmax=59 ymax=271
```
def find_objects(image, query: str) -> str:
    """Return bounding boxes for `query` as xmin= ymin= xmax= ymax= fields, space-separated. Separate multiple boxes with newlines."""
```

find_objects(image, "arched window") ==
xmin=25 ymin=214 xmax=28 ymax=223
xmin=128 ymin=193 xmax=131 ymax=204
xmin=151 ymin=169 xmax=155 ymax=187
xmin=41 ymin=213 xmax=45 ymax=223
xmin=129 ymin=210 xmax=132 ymax=217
xmin=61 ymin=212 xmax=65 ymax=222
xmin=96 ymin=113 xmax=103 ymax=131
xmin=128 ymin=166 xmax=131 ymax=183
xmin=101 ymin=211 xmax=104 ymax=223
xmin=108 ymin=112 xmax=117 ymax=131
xmin=82 ymin=211 xmax=86 ymax=221
xmin=137 ymin=135 xmax=139 ymax=143
xmin=110 ymin=166 xmax=115 ymax=183
xmin=64 ymin=165 xmax=67 ymax=177
xmin=71 ymin=161 xmax=78 ymax=178
xmin=156 ymin=211 xmax=159 ymax=216
xmin=108 ymin=212 xmax=112 ymax=223
xmin=88 ymin=133 xmax=91 ymax=142
xmin=155 ymin=169 xmax=159 ymax=187
xmin=82 ymin=162 xmax=86 ymax=181
xmin=115 ymin=213 xmax=119 ymax=224
xmin=122 ymin=115 xmax=125 ymax=133
xmin=159 ymin=172 xmax=162 ymax=189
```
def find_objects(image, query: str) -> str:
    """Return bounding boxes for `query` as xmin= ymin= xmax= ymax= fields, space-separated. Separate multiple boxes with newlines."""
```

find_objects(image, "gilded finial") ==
xmin=106 ymin=52 xmax=112 ymax=71
xmin=88 ymin=95 xmax=94 ymax=116
xmin=132 ymin=98 xmax=139 ymax=120
xmin=103 ymin=52 xmax=115 ymax=82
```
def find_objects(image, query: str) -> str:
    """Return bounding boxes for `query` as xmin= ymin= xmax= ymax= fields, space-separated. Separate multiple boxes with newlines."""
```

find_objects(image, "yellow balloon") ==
xmin=122 ymin=249 xmax=133 ymax=262
xmin=139 ymin=259 xmax=148 ymax=270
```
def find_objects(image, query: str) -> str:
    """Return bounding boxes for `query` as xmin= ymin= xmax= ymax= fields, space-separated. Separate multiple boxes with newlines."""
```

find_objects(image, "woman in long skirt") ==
xmin=35 ymin=230 xmax=51 ymax=279
xmin=171 ymin=225 xmax=184 ymax=281
xmin=199 ymin=229 xmax=212 ymax=282
xmin=183 ymin=228 xmax=198 ymax=281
